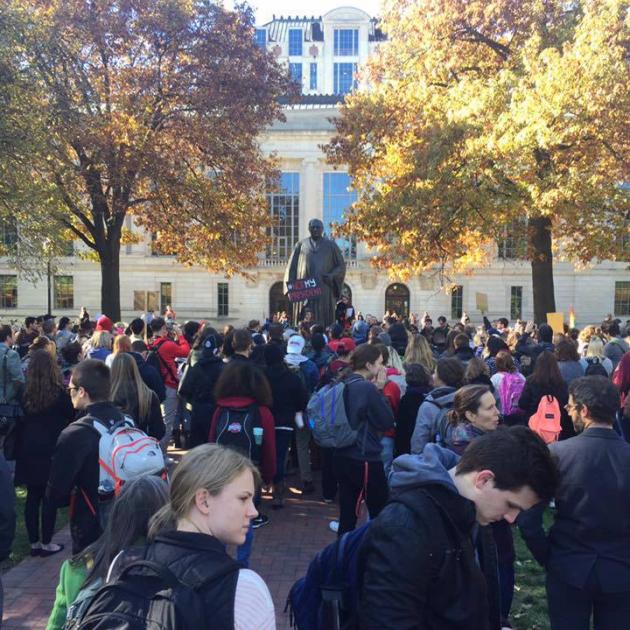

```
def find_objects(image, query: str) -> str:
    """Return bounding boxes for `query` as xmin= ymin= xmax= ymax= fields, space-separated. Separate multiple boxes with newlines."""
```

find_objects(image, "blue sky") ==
xmin=232 ymin=1 xmax=384 ymax=24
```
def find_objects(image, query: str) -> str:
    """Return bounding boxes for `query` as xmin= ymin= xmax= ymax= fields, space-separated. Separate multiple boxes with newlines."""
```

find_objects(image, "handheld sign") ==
xmin=287 ymin=278 xmax=323 ymax=303
xmin=476 ymin=292 xmax=489 ymax=314
xmin=546 ymin=312 xmax=565 ymax=336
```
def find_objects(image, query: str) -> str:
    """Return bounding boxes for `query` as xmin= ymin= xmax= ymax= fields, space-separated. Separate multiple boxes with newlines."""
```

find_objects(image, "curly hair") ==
xmin=24 ymin=350 xmax=64 ymax=414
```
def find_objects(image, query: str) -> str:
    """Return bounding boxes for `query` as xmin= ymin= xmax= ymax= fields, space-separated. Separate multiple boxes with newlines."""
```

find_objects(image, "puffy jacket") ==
xmin=0 ymin=343 xmax=24 ymax=403
xmin=410 ymin=386 xmax=457 ymax=454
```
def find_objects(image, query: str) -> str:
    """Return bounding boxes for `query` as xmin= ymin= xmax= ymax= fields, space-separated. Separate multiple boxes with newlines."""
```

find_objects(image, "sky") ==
xmin=235 ymin=1 xmax=384 ymax=24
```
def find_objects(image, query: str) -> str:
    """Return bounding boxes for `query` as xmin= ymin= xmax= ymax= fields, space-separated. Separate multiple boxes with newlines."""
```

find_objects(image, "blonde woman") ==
xmin=147 ymin=444 xmax=275 ymax=629
xmin=105 ymin=334 xmax=131 ymax=368
xmin=403 ymin=333 xmax=436 ymax=374
xmin=577 ymin=325 xmax=603 ymax=356
xmin=580 ymin=337 xmax=614 ymax=376
xmin=110 ymin=353 xmax=164 ymax=440
xmin=85 ymin=331 xmax=112 ymax=362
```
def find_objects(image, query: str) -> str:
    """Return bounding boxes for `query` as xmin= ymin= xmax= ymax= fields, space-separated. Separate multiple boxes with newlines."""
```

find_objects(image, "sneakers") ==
xmin=329 ymin=520 xmax=339 ymax=533
xmin=252 ymin=514 xmax=269 ymax=529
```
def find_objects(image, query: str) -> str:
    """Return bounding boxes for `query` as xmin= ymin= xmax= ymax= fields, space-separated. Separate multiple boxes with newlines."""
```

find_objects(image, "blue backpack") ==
xmin=285 ymin=493 xmax=424 ymax=630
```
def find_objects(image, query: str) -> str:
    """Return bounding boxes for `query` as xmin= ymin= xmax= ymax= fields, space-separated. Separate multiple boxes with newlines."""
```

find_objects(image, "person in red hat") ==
xmin=94 ymin=315 xmax=113 ymax=333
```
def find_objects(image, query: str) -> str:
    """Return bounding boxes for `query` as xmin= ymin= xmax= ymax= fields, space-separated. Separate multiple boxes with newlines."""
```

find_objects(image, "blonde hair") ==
xmin=578 ymin=325 xmax=602 ymax=347
xmin=148 ymin=444 xmax=261 ymax=540
xmin=403 ymin=334 xmax=436 ymax=373
xmin=112 ymin=334 xmax=131 ymax=355
xmin=90 ymin=331 xmax=113 ymax=350
xmin=110 ymin=353 xmax=154 ymax=425
xmin=585 ymin=337 xmax=606 ymax=360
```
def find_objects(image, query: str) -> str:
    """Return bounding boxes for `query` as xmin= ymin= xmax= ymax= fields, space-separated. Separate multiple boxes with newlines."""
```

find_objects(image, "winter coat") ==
xmin=147 ymin=336 xmax=190 ymax=390
xmin=119 ymin=390 xmax=165 ymax=441
xmin=130 ymin=352 xmax=165 ymax=402
xmin=410 ymin=386 xmax=458 ymax=454
xmin=557 ymin=360 xmax=584 ymax=386
xmin=264 ymin=364 xmax=309 ymax=429
xmin=14 ymin=390 xmax=74 ymax=487
xmin=395 ymin=384 xmax=432 ymax=456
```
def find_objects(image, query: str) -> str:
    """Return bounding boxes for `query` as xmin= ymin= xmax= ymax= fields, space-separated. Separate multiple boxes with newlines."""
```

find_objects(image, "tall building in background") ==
xmin=0 ymin=6 xmax=628 ymax=325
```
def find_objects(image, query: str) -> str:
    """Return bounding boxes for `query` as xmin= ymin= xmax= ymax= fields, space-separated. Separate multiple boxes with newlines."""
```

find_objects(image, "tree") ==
xmin=0 ymin=0 xmax=294 ymax=320
xmin=326 ymin=0 xmax=630 ymax=322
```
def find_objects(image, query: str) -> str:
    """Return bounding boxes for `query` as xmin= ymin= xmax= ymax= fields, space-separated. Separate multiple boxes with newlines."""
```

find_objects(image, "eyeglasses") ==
xmin=564 ymin=402 xmax=580 ymax=412
xmin=67 ymin=386 xmax=79 ymax=394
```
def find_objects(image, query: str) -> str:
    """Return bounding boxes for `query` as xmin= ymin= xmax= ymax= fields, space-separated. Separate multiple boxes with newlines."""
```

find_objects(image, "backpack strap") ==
xmin=152 ymin=338 xmax=179 ymax=383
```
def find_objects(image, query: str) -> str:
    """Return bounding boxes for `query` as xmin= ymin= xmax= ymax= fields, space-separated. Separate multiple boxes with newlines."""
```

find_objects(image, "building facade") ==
xmin=0 ymin=6 xmax=628 ymax=326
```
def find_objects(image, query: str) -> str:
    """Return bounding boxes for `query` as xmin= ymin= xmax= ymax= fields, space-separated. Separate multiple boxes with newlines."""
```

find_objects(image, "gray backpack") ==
xmin=308 ymin=378 xmax=358 ymax=449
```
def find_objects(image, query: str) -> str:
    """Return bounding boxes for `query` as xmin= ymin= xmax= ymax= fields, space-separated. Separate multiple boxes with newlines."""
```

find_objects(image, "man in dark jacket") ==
xmin=515 ymin=322 xmax=554 ymax=375
xmin=129 ymin=342 xmax=165 ymax=402
xmin=519 ymin=376 xmax=630 ymax=629
xmin=47 ymin=359 xmax=125 ymax=553
xmin=359 ymin=426 xmax=558 ymax=630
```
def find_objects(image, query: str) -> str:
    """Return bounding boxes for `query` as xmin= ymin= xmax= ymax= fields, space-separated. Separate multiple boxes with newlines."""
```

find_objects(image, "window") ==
xmin=218 ymin=282 xmax=229 ymax=317
xmin=309 ymin=62 xmax=317 ymax=90
xmin=334 ymin=29 xmax=359 ymax=56
xmin=497 ymin=219 xmax=527 ymax=260
xmin=255 ymin=28 xmax=266 ymax=48
xmin=334 ymin=63 xmax=357 ymax=95
xmin=0 ymin=219 xmax=18 ymax=254
xmin=288 ymin=29 xmax=302 ymax=56
xmin=323 ymin=172 xmax=357 ymax=259
xmin=615 ymin=281 xmax=630 ymax=316
xmin=510 ymin=286 xmax=523 ymax=320
xmin=289 ymin=63 xmax=302 ymax=85
xmin=451 ymin=285 xmax=463 ymax=320
xmin=385 ymin=284 xmax=410 ymax=319
xmin=0 ymin=275 xmax=17 ymax=308
xmin=54 ymin=276 xmax=73 ymax=309
xmin=267 ymin=172 xmax=300 ymax=260
xmin=160 ymin=282 xmax=172 ymax=315
xmin=269 ymin=281 xmax=290 ymax=318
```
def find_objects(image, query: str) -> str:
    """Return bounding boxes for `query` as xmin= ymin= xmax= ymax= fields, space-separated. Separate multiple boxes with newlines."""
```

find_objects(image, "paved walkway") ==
xmin=1 ymin=472 xmax=338 ymax=629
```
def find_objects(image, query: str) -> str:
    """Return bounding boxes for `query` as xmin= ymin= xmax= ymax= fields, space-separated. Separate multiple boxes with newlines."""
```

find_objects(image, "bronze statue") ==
xmin=284 ymin=219 xmax=346 ymax=326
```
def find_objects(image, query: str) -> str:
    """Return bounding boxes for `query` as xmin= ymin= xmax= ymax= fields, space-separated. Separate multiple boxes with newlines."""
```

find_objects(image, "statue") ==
xmin=284 ymin=219 xmax=346 ymax=327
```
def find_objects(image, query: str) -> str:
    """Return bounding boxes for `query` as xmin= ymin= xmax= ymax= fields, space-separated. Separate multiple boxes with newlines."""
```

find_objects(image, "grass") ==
xmin=510 ymin=510 xmax=553 ymax=630
xmin=1 ymin=486 xmax=69 ymax=572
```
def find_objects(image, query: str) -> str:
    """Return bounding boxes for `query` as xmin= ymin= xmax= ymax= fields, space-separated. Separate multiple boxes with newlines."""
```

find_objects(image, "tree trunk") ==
xmin=528 ymin=216 xmax=556 ymax=324
xmin=99 ymin=238 xmax=121 ymax=321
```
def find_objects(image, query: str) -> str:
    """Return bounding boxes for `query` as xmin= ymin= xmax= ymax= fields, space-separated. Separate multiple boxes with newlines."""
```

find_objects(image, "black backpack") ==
xmin=146 ymin=341 xmax=178 ymax=384
xmin=584 ymin=357 xmax=609 ymax=377
xmin=215 ymin=404 xmax=261 ymax=464
xmin=74 ymin=558 xmax=235 ymax=629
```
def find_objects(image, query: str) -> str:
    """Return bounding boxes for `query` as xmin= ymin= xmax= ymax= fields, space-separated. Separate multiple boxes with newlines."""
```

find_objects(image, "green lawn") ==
xmin=3 ymin=486 xmax=68 ymax=571
xmin=511 ymin=510 xmax=552 ymax=630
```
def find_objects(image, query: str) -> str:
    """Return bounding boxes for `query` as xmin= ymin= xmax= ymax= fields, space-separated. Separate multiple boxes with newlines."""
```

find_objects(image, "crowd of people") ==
xmin=0 ymin=304 xmax=628 ymax=629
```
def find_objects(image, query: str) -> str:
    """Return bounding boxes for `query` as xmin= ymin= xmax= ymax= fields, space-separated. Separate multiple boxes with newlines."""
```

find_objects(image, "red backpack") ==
xmin=528 ymin=395 xmax=562 ymax=444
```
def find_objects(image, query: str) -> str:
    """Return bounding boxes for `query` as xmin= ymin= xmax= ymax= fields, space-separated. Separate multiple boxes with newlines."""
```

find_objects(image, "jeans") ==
xmin=160 ymin=387 xmax=179 ymax=452
xmin=295 ymin=425 xmax=312 ymax=483
xmin=332 ymin=455 xmax=388 ymax=536
xmin=546 ymin=570 xmax=630 ymax=630
xmin=273 ymin=429 xmax=293 ymax=484
xmin=380 ymin=436 xmax=395 ymax=481
xmin=24 ymin=484 xmax=57 ymax=544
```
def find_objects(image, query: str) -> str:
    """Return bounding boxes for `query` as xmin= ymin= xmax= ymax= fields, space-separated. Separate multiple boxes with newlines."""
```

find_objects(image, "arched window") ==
xmin=342 ymin=283 xmax=352 ymax=304
xmin=269 ymin=281 xmax=290 ymax=319
xmin=385 ymin=283 xmax=410 ymax=319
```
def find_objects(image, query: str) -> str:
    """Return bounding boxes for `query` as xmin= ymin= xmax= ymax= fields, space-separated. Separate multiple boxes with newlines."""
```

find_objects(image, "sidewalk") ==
xmin=1 ymin=475 xmax=338 ymax=629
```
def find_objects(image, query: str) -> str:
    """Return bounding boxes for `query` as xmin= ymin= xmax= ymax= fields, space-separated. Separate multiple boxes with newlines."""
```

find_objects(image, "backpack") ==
xmin=426 ymin=398 xmax=453 ymax=447
xmin=146 ymin=340 xmax=178 ymax=384
xmin=81 ymin=417 xmax=166 ymax=495
xmin=215 ymin=404 xmax=261 ymax=464
xmin=528 ymin=395 xmax=562 ymax=444
xmin=584 ymin=357 xmax=608 ymax=377
xmin=498 ymin=373 xmax=526 ymax=416
xmin=307 ymin=378 xmax=357 ymax=450
xmin=71 ymin=557 xmax=234 ymax=630
xmin=286 ymin=490 xmax=466 ymax=630
xmin=64 ymin=578 xmax=104 ymax=629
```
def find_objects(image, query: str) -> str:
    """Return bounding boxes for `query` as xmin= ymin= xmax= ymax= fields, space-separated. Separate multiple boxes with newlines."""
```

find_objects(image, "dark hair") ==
xmin=131 ymin=340 xmax=148 ymax=353
xmin=498 ymin=318 xmax=509 ymax=328
xmin=405 ymin=363 xmax=431 ymax=387
xmin=232 ymin=329 xmax=252 ymax=353
xmin=0 ymin=325 xmax=13 ymax=342
xmin=568 ymin=376 xmax=620 ymax=424
xmin=486 ymin=335 xmax=509 ymax=357
xmin=311 ymin=332 xmax=326 ymax=352
xmin=71 ymin=359 xmax=111 ymax=402
xmin=248 ymin=320 xmax=260 ymax=330
xmin=373 ymin=343 xmax=389 ymax=365
xmin=59 ymin=316 xmax=71 ymax=330
xmin=191 ymin=325 xmax=221 ymax=354
xmin=453 ymin=333 xmax=470 ymax=350
xmin=330 ymin=324 xmax=343 ymax=340
xmin=127 ymin=318 xmax=145 ymax=336
xmin=61 ymin=341 xmax=82 ymax=365
xmin=444 ymin=329 xmax=459 ymax=354
xmin=268 ymin=323 xmax=284 ymax=341
xmin=263 ymin=343 xmax=285 ymax=366
xmin=555 ymin=338 xmax=579 ymax=362
xmin=530 ymin=350 xmax=564 ymax=390
xmin=456 ymin=425 xmax=559 ymax=503
xmin=182 ymin=321 xmax=200 ymax=344
xmin=150 ymin=317 xmax=166 ymax=335
xmin=214 ymin=361 xmax=272 ymax=406
xmin=602 ymin=320 xmax=620 ymax=337
xmin=464 ymin=357 xmax=490 ymax=384
xmin=495 ymin=350 xmax=516 ymax=373
xmin=436 ymin=357 xmax=465 ymax=388
xmin=310 ymin=324 xmax=325 ymax=336
xmin=537 ymin=324 xmax=553 ymax=343
xmin=448 ymin=385 xmax=491 ymax=426
xmin=24 ymin=350 xmax=64 ymax=414
xmin=438 ymin=316 xmax=447 ymax=325
xmin=24 ymin=316 xmax=36 ymax=328
xmin=222 ymin=331 xmax=234 ymax=358
xmin=350 ymin=343 xmax=382 ymax=371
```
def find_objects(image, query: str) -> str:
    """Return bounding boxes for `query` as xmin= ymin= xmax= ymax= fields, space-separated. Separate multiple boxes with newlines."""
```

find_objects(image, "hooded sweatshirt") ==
xmin=410 ymin=386 xmax=457 ymax=454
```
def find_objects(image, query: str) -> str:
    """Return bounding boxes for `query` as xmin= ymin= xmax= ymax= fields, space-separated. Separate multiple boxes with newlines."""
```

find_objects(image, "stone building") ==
xmin=0 ymin=6 xmax=628 ymax=326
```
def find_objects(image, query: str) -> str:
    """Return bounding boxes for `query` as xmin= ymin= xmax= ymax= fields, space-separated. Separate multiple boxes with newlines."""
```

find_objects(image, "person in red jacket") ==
xmin=208 ymin=361 xmax=276 ymax=567
xmin=148 ymin=317 xmax=190 ymax=453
